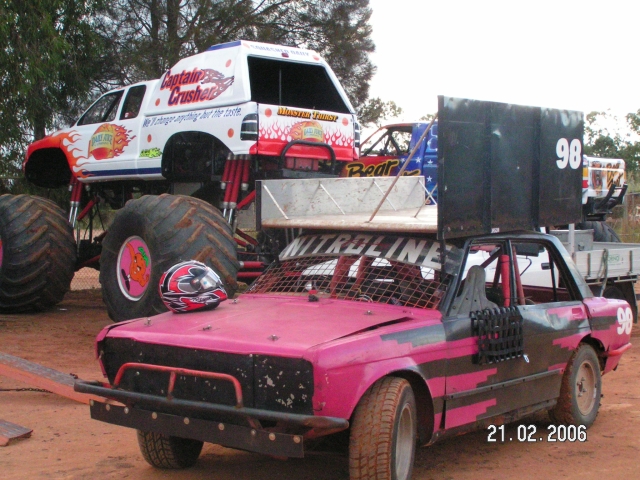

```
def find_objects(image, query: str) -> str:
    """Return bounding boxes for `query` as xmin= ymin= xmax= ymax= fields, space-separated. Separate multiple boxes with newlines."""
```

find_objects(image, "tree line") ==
xmin=0 ymin=0 xmax=400 ymax=190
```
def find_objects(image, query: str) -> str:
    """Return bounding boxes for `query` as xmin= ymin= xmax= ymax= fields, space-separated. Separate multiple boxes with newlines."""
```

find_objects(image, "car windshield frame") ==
xmin=247 ymin=233 xmax=462 ymax=311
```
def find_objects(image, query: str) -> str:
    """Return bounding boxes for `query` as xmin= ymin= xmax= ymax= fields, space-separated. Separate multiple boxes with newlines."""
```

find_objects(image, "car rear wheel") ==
xmin=0 ymin=194 xmax=76 ymax=312
xmin=349 ymin=377 xmax=417 ymax=480
xmin=100 ymin=194 xmax=239 ymax=321
xmin=136 ymin=430 xmax=203 ymax=469
xmin=549 ymin=344 xmax=602 ymax=427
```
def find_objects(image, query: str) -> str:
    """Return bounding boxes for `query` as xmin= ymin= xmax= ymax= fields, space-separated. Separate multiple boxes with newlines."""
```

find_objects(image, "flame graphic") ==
xmin=259 ymin=123 xmax=353 ymax=148
xmin=52 ymin=130 xmax=88 ymax=170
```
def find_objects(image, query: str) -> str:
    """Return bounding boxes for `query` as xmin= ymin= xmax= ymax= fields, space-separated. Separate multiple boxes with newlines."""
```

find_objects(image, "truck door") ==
xmin=442 ymin=238 xmax=587 ymax=431
xmin=71 ymin=86 xmax=143 ymax=180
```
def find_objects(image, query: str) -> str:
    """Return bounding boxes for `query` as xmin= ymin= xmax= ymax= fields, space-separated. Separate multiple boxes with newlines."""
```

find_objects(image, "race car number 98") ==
xmin=556 ymin=138 xmax=582 ymax=169
xmin=487 ymin=424 xmax=587 ymax=442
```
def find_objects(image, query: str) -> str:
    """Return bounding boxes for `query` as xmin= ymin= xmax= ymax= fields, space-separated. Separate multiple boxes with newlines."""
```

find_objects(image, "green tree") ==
xmin=107 ymin=0 xmax=394 ymax=124
xmin=0 ymin=0 xmax=109 ymax=179
xmin=358 ymin=98 xmax=403 ymax=127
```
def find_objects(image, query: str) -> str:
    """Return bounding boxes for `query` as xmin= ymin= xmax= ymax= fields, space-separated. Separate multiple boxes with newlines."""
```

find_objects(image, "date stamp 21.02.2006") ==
xmin=487 ymin=424 xmax=587 ymax=443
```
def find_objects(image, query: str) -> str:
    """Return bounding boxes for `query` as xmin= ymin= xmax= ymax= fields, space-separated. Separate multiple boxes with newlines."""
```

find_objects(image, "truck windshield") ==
xmin=248 ymin=57 xmax=351 ymax=113
xmin=247 ymin=234 xmax=461 ymax=310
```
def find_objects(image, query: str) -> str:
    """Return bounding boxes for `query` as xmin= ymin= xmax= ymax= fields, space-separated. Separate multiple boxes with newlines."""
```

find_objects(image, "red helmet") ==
xmin=159 ymin=260 xmax=228 ymax=313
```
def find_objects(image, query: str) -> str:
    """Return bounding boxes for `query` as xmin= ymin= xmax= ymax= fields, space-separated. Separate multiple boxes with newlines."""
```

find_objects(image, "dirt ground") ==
xmin=1 ymin=290 xmax=639 ymax=480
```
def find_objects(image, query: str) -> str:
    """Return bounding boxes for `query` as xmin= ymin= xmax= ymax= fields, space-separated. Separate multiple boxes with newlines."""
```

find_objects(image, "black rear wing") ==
xmin=437 ymin=96 xmax=583 ymax=239
xmin=257 ymin=96 xmax=584 ymax=240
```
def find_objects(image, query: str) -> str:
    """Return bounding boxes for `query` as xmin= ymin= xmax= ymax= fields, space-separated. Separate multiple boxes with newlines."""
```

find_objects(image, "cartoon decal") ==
xmin=88 ymin=124 xmax=135 ymax=160
xmin=117 ymin=237 xmax=152 ymax=300
xmin=290 ymin=121 xmax=323 ymax=142
xmin=160 ymin=68 xmax=234 ymax=107
xmin=139 ymin=148 xmax=163 ymax=158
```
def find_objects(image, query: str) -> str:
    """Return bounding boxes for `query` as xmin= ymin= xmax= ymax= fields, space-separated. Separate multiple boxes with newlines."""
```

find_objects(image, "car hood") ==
xmin=102 ymin=294 xmax=438 ymax=357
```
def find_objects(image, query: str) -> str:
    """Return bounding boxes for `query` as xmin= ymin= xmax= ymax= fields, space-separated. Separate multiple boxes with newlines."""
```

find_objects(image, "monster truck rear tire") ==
xmin=0 ymin=194 xmax=76 ymax=312
xmin=577 ymin=221 xmax=621 ymax=243
xmin=349 ymin=377 xmax=417 ymax=480
xmin=136 ymin=430 xmax=203 ymax=469
xmin=100 ymin=194 xmax=239 ymax=321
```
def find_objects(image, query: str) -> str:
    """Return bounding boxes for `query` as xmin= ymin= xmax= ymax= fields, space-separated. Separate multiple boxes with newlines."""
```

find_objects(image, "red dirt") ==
xmin=1 ymin=290 xmax=639 ymax=479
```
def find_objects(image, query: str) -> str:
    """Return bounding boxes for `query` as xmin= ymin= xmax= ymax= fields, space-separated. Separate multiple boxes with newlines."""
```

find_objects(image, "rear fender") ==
xmin=583 ymin=297 xmax=633 ymax=372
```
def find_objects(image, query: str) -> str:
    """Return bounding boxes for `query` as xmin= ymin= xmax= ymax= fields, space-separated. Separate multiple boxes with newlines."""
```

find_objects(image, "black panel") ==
xmin=538 ymin=109 xmax=583 ymax=226
xmin=437 ymin=97 xmax=489 ymax=238
xmin=489 ymin=103 xmax=538 ymax=232
xmin=438 ymin=96 xmax=583 ymax=239
xmin=102 ymin=338 xmax=314 ymax=415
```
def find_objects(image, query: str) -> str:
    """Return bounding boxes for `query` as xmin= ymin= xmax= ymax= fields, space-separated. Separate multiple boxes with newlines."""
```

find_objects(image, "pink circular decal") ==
xmin=117 ymin=236 xmax=152 ymax=301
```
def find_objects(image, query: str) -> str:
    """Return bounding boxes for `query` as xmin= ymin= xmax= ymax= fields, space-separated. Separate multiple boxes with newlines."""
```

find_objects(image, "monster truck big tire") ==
xmin=549 ymin=344 xmax=602 ymax=428
xmin=136 ymin=430 xmax=203 ymax=469
xmin=577 ymin=221 xmax=621 ymax=243
xmin=349 ymin=377 xmax=417 ymax=480
xmin=100 ymin=194 xmax=239 ymax=321
xmin=0 ymin=194 xmax=76 ymax=312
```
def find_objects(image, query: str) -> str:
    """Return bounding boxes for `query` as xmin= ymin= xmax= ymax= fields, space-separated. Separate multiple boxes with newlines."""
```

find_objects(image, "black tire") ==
xmin=349 ymin=377 xmax=417 ymax=480
xmin=0 ymin=194 xmax=76 ymax=312
xmin=577 ymin=221 xmax=621 ymax=243
xmin=100 ymin=194 xmax=239 ymax=321
xmin=602 ymin=285 xmax=625 ymax=301
xmin=136 ymin=430 xmax=203 ymax=469
xmin=549 ymin=344 xmax=602 ymax=428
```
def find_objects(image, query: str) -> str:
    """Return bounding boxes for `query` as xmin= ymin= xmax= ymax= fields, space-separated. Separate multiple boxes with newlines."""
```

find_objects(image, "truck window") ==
xmin=513 ymin=242 xmax=576 ymax=304
xmin=247 ymin=56 xmax=350 ymax=113
xmin=78 ymin=91 xmax=124 ymax=126
xmin=361 ymin=126 xmax=413 ymax=156
xmin=120 ymin=85 xmax=146 ymax=120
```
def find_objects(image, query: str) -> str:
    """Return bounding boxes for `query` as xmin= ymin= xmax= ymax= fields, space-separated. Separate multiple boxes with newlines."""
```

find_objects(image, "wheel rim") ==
xmin=395 ymin=402 xmax=414 ymax=480
xmin=576 ymin=360 xmax=597 ymax=416
xmin=0 ymin=238 xmax=3 ymax=269
xmin=116 ymin=236 xmax=152 ymax=301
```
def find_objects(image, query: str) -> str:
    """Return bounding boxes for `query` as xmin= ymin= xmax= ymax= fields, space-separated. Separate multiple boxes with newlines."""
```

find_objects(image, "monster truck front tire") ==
xmin=100 ymin=194 xmax=239 ymax=321
xmin=137 ymin=430 xmax=203 ymax=469
xmin=0 ymin=194 xmax=76 ymax=312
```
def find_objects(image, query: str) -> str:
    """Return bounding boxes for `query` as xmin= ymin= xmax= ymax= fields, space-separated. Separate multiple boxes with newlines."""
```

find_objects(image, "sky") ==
xmin=367 ymin=0 xmax=640 ymax=123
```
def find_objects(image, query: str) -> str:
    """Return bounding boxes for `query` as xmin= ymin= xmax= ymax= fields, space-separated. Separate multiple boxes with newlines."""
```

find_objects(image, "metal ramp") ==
xmin=0 ymin=351 xmax=105 ymax=405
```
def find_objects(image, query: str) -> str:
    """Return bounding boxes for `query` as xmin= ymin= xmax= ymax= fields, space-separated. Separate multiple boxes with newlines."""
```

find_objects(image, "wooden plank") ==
xmin=0 ymin=419 xmax=32 ymax=446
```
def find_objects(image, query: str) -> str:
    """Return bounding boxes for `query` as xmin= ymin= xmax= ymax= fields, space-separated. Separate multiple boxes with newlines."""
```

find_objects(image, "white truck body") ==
xmin=25 ymin=40 xmax=358 ymax=185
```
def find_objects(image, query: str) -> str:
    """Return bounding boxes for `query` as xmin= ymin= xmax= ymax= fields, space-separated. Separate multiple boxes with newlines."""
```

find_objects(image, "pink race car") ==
xmin=76 ymin=229 xmax=632 ymax=480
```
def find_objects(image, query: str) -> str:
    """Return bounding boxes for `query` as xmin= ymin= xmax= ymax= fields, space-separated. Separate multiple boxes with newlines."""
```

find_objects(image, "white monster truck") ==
xmin=8 ymin=40 xmax=359 ymax=319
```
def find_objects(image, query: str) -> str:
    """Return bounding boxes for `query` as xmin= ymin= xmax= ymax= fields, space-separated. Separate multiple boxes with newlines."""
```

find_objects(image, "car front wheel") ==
xmin=349 ymin=377 xmax=417 ymax=480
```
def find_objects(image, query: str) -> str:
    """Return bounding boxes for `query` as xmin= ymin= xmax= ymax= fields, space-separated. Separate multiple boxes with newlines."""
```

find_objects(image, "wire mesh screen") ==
xmin=248 ymin=255 xmax=452 ymax=309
